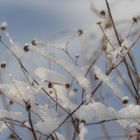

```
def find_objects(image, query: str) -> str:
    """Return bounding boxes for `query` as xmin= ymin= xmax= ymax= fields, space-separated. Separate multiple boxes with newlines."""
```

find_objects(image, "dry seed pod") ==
xmin=23 ymin=44 xmax=30 ymax=52
xmin=0 ymin=22 xmax=7 ymax=30
xmin=1 ymin=61 xmax=6 ymax=69
xmin=77 ymin=29 xmax=83 ymax=36
xmin=31 ymin=39 xmax=37 ymax=46
xmin=48 ymin=82 xmax=53 ymax=88
xmin=133 ymin=17 xmax=138 ymax=23
xmin=100 ymin=10 xmax=106 ymax=16
xmin=122 ymin=96 xmax=129 ymax=104
xmin=65 ymin=83 xmax=70 ymax=89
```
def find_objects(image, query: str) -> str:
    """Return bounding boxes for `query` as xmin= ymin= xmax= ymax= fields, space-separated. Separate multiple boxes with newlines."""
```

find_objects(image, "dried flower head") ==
xmin=100 ymin=10 xmax=106 ymax=16
xmin=31 ymin=39 xmax=37 ymax=46
xmin=1 ymin=61 xmax=6 ymax=69
xmin=0 ymin=22 xmax=7 ymax=30
xmin=122 ymin=96 xmax=129 ymax=104
xmin=23 ymin=44 xmax=30 ymax=52
xmin=77 ymin=29 xmax=83 ymax=36
xmin=94 ymin=74 xmax=99 ymax=80
xmin=9 ymin=100 xmax=13 ymax=105
xmin=133 ymin=17 xmax=138 ymax=23
xmin=48 ymin=82 xmax=53 ymax=88
xmin=65 ymin=83 xmax=70 ymax=89
xmin=26 ymin=102 xmax=31 ymax=111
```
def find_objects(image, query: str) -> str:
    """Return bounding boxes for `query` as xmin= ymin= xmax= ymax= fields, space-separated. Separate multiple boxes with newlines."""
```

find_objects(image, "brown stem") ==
xmin=26 ymin=102 xmax=38 ymax=140
xmin=104 ymin=0 xmax=121 ymax=46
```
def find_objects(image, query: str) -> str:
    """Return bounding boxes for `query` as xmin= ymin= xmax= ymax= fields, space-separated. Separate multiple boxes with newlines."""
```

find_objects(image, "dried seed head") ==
xmin=122 ymin=96 xmax=129 ymax=104
xmin=26 ymin=102 xmax=31 ymax=110
xmin=97 ymin=21 xmax=102 ymax=25
xmin=94 ymin=74 xmax=99 ymax=80
xmin=1 ymin=62 xmax=6 ymax=69
xmin=23 ymin=44 xmax=30 ymax=52
xmin=100 ymin=10 xmax=106 ymax=16
xmin=31 ymin=39 xmax=37 ymax=46
xmin=65 ymin=83 xmax=70 ymax=89
xmin=48 ymin=82 xmax=53 ymax=88
xmin=81 ymin=120 xmax=86 ymax=124
xmin=0 ymin=22 xmax=7 ymax=30
xmin=133 ymin=17 xmax=138 ymax=23
xmin=9 ymin=100 xmax=13 ymax=105
xmin=77 ymin=29 xmax=83 ymax=36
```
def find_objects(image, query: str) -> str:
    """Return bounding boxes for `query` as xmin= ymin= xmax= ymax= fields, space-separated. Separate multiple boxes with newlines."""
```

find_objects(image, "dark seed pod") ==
xmin=65 ymin=83 xmax=70 ymax=89
xmin=77 ymin=29 xmax=83 ymax=36
xmin=23 ymin=44 xmax=29 ymax=52
xmin=73 ymin=88 xmax=78 ymax=92
xmin=81 ymin=120 xmax=86 ymax=124
xmin=26 ymin=102 xmax=31 ymax=111
xmin=48 ymin=82 xmax=53 ymax=88
xmin=9 ymin=100 xmax=13 ymax=105
xmin=133 ymin=17 xmax=138 ymax=23
xmin=100 ymin=10 xmax=106 ymax=16
xmin=0 ymin=22 xmax=7 ymax=30
xmin=1 ymin=62 xmax=6 ymax=68
xmin=122 ymin=96 xmax=129 ymax=104
xmin=94 ymin=74 xmax=99 ymax=80
xmin=31 ymin=39 xmax=37 ymax=46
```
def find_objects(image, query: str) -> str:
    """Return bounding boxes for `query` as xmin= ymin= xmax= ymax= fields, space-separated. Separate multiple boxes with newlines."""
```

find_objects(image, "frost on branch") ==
xmin=117 ymin=104 xmax=140 ymax=129
xmin=0 ymin=80 xmax=37 ymax=104
xmin=94 ymin=65 xmax=128 ymax=102
xmin=32 ymin=104 xmax=65 ymax=134
xmin=34 ymin=67 xmax=67 ymax=84
xmin=50 ymin=84 xmax=77 ymax=111
xmin=10 ymin=45 xmax=25 ymax=58
xmin=0 ymin=0 xmax=140 ymax=138
xmin=0 ymin=122 xmax=6 ymax=133
xmin=108 ymin=47 xmax=127 ymax=64
xmin=0 ymin=110 xmax=23 ymax=133
xmin=29 ymin=45 xmax=91 ymax=100
xmin=0 ymin=110 xmax=23 ymax=121
xmin=75 ymin=101 xmax=140 ymax=131
xmin=34 ymin=40 xmax=66 ymax=50
xmin=35 ymin=118 xmax=63 ymax=134
xmin=75 ymin=101 xmax=117 ymax=122
xmin=78 ymin=122 xmax=88 ymax=140
xmin=54 ymin=132 xmax=66 ymax=140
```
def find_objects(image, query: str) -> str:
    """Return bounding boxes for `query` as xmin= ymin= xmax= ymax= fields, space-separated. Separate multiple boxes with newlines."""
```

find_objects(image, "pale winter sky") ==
xmin=0 ymin=0 xmax=140 ymax=42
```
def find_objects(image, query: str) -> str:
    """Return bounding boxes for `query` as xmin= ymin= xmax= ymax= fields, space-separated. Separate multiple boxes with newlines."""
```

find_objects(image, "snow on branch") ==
xmin=94 ymin=65 xmax=129 ymax=102
xmin=34 ymin=67 xmax=67 ymax=84
xmin=0 ymin=80 xmax=37 ymax=105
xmin=29 ymin=45 xmax=91 ymax=100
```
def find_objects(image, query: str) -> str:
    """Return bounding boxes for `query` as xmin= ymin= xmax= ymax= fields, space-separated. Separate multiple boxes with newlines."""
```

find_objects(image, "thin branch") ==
xmin=4 ymin=121 xmax=22 ymax=140
xmin=104 ymin=0 xmax=121 ymax=46
xmin=25 ymin=102 xmax=38 ymax=140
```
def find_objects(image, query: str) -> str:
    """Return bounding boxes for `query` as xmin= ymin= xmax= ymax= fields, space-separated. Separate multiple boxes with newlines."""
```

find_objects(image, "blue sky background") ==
xmin=0 ymin=0 xmax=140 ymax=41
xmin=0 ymin=0 xmax=95 ymax=42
